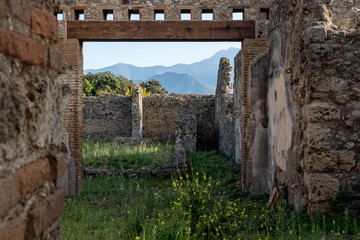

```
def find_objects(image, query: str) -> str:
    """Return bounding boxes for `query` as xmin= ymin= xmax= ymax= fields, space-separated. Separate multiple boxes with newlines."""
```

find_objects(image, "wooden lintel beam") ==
xmin=66 ymin=20 xmax=256 ymax=41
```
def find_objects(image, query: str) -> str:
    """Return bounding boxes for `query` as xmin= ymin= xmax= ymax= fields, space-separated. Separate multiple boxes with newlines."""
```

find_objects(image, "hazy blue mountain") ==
xmin=148 ymin=72 xmax=215 ymax=95
xmin=84 ymin=47 xmax=240 ymax=94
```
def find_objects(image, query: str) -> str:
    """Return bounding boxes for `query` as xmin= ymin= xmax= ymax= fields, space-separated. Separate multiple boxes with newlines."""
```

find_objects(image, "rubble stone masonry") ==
xmin=83 ymin=94 xmax=216 ymax=150
xmin=0 ymin=0 xmax=65 ymax=239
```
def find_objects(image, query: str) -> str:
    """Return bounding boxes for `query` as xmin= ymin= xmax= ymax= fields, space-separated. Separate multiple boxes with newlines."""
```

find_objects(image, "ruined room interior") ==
xmin=1 ymin=0 xmax=360 ymax=239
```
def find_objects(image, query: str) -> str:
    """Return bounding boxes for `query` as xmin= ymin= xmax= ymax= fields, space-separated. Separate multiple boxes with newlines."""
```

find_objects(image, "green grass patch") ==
xmin=82 ymin=141 xmax=173 ymax=170
xmin=61 ymin=145 xmax=360 ymax=239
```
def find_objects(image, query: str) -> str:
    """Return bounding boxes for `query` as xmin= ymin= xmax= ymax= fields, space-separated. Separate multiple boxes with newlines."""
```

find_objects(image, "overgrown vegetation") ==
xmin=61 ymin=142 xmax=360 ymax=239
xmin=83 ymin=72 xmax=168 ymax=96
xmin=82 ymin=141 xmax=173 ymax=170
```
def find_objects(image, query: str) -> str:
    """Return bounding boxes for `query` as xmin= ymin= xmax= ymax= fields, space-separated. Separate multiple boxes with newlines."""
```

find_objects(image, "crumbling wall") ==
xmin=215 ymin=57 xmax=235 ymax=157
xmin=173 ymin=114 xmax=197 ymax=164
xmin=247 ymin=0 xmax=360 ymax=216
xmin=83 ymin=95 xmax=132 ymax=142
xmin=0 ymin=0 xmax=66 ymax=239
xmin=143 ymin=94 xmax=216 ymax=150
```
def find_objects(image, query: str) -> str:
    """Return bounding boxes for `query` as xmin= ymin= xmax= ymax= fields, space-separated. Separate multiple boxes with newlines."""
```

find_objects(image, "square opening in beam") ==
xmin=103 ymin=10 xmax=114 ymax=20
xmin=260 ymin=8 xmax=270 ymax=20
xmin=129 ymin=10 xmax=140 ymax=20
xmin=154 ymin=10 xmax=165 ymax=20
xmin=75 ymin=10 xmax=85 ymax=20
xmin=56 ymin=12 xmax=63 ymax=21
xmin=201 ymin=9 xmax=213 ymax=20
xmin=181 ymin=9 xmax=191 ymax=20
xmin=233 ymin=9 xmax=244 ymax=20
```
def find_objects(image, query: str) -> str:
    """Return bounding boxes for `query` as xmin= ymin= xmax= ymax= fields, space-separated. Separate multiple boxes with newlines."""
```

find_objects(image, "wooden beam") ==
xmin=66 ymin=20 xmax=256 ymax=41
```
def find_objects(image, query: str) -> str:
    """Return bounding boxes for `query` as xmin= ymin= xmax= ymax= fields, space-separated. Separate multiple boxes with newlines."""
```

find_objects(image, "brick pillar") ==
xmin=239 ymin=37 xmax=269 ymax=191
xmin=132 ymin=84 xmax=143 ymax=140
xmin=57 ymin=38 xmax=83 ymax=194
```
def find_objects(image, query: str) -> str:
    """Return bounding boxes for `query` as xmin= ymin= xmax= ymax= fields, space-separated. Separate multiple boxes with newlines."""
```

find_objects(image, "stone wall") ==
xmin=59 ymin=0 xmax=275 ymax=21
xmin=83 ymin=93 xmax=216 ymax=150
xmin=83 ymin=95 xmax=132 ymax=142
xmin=240 ymin=0 xmax=360 ymax=216
xmin=215 ymin=58 xmax=235 ymax=157
xmin=143 ymin=94 xmax=216 ymax=150
xmin=0 ymin=0 xmax=66 ymax=239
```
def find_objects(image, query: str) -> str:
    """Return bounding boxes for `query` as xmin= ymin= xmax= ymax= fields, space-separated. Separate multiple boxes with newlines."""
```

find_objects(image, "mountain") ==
xmin=84 ymin=47 xmax=240 ymax=94
xmin=148 ymin=72 xmax=214 ymax=95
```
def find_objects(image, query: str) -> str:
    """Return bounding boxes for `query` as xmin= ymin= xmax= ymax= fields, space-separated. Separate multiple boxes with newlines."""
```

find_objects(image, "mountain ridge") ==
xmin=84 ymin=47 xmax=240 ymax=94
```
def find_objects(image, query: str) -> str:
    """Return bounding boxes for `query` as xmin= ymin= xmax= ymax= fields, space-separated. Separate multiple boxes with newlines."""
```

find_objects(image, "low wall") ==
xmin=83 ymin=95 xmax=132 ymax=142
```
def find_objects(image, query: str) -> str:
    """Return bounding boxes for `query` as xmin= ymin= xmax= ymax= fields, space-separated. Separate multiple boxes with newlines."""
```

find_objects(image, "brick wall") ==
xmin=0 ymin=0 xmax=65 ymax=239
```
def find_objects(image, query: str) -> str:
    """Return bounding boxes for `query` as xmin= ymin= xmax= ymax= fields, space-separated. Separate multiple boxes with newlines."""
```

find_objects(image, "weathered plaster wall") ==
xmin=0 ymin=0 xmax=66 ymax=239
xmin=83 ymin=95 xmax=132 ymax=142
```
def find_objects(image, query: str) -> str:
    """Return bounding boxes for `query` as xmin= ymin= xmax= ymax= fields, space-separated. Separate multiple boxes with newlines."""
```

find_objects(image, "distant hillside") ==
xmin=84 ymin=47 xmax=240 ymax=94
xmin=148 ymin=72 xmax=214 ymax=95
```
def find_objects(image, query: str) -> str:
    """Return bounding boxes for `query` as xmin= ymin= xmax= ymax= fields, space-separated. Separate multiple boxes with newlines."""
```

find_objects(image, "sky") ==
xmin=83 ymin=42 xmax=242 ymax=70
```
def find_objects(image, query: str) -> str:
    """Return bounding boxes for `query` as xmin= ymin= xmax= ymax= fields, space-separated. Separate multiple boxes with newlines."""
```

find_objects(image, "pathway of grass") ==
xmin=60 ymin=142 xmax=360 ymax=239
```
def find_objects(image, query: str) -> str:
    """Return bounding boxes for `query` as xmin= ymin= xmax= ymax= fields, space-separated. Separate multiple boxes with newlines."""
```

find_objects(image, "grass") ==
xmin=60 ymin=142 xmax=360 ymax=239
xmin=82 ymin=141 xmax=173 ymax=170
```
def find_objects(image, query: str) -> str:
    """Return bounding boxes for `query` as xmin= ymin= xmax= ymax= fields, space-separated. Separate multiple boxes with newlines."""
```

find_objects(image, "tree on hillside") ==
xmin=140 ymin=79 xmax=169 ymax=95
xmin=83 ymin=72 xmax=168 ymax=96
xmin=83 ymin=72 xmax=133 ymax=96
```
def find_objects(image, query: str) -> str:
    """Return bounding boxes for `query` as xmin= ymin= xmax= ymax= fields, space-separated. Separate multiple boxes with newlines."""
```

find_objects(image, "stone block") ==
xmin=16 ymin=158 xmax=52 ymax=195
xmin=0 ymin=175 xmax=21 ymax=218
xmin=304 ymin=151 xmax=337 ymax=172
xmin=0 ymin=217 xmax=26 ymax=240
xmin=28 ymin=188 xmax=65 ymax=238
xmin=50 ymin=44 xmax=62 ymax=73
xmin=55 ymin=153 xmax=66 ymax=178
xmin=303 ymin=27 xmax=327 ymax=44
xmin=305 ymin=126 xmax=331 ymax=150
xmin=306 ymin=173 xmax=339 ymax=203
xmin=31 ymin=7 xmax=59 ymax=41
xmin=338 ymin=151 xmax=356 ymax=172
xmin=0 ymin=30 xmax=46 ymax=66
xmin=303 ymin=102 xmax=341 ymax=122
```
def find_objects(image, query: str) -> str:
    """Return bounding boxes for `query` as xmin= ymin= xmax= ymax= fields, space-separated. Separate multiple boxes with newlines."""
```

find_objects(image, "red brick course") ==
xmin=0 ymin=175 xmax=21 ymax=218
xmin=16 ymin=158 xmax=52 ymax=196
xmin=0 ymin=217 xmax=27 ymax=240
xmin=31 ymin=7 xmax=59 ymax=41
xmin=0 ymin=30 xmax=46 ymax=66
xmin=28 ymin=188 xmax=65 ymax=238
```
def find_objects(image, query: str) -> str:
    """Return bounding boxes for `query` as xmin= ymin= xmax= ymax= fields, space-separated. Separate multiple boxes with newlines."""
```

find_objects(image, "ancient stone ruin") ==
xmin=1 ymin=0 xmax=360 ymax=238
